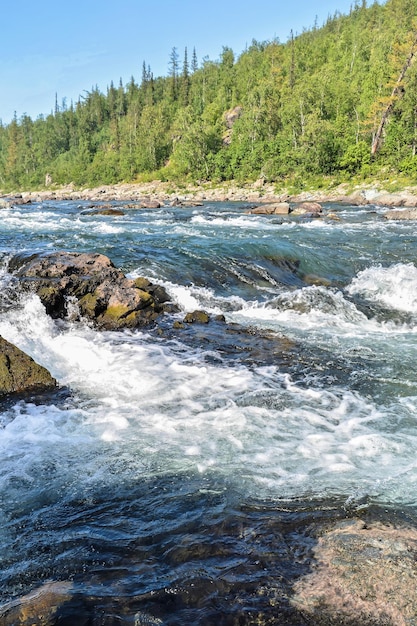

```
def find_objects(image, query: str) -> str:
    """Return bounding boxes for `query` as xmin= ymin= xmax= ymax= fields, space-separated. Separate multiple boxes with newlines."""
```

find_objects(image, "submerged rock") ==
xmin=0 ymin=581 xmax=73 ymax=625
xmin=9 ymin=251 xmax=173 ymax=330
xmin=0 ymin=336 xmax=57 ymax=396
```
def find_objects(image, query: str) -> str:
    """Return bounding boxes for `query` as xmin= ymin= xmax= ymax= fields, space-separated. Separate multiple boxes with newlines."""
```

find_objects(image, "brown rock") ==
xmin=249 ymin=202 xmax=290 ymax=215
xmin=0 ymin=581 xmax=72 ymax=625
xmin=9 ymin=251 xmax=173 ymax=330
xmin=183 ymin=310 xmax=210 ymax=324
xmin=291 ymin=202 xmax=323 ymax=215
xmin=374 ymin=193 xmax=404 ymax=207
xmin=384 ymin=209 xmax=417 ymax=220
xmin=292 ymin=519 xmax=417 ymax=625
xmin=0 ymin=336 xmax=57 ymax=396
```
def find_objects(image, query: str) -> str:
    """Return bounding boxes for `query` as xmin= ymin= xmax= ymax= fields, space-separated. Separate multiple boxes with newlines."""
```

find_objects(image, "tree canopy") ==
xmin=1 ymin=0 xmax=417 ymax=191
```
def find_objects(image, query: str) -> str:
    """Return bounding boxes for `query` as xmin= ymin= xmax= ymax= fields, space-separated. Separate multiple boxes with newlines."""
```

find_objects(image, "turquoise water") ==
xmin=0 ymin=200 xmax=417 ymax=622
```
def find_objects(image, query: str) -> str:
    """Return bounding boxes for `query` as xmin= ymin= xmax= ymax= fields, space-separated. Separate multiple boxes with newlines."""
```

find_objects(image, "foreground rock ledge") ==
xmin=0 ymin=336 xmax=56 ymax=396
xmin=292 ymin=518 xmax=417 ymax=625
xmin=9 ymin=251 xmax=173 ymax=330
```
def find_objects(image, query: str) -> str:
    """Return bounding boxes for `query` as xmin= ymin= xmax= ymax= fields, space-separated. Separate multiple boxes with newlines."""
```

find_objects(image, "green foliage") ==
xmin=2 ymin=0 xmax=417 ymax=191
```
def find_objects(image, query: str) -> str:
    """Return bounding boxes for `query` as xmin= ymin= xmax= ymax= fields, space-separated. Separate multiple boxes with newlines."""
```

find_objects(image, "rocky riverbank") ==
xmin=3 ymin=179 xmax=417 ymax=207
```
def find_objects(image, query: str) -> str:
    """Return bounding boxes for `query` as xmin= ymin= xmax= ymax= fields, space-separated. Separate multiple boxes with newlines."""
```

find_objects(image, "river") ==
xmin=0 ymin=199 xmax=416 ymax=623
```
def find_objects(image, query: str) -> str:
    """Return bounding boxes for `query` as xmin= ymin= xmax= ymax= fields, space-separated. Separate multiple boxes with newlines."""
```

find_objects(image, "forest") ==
xmin=1 ymin=0 xmax=417 ymax=192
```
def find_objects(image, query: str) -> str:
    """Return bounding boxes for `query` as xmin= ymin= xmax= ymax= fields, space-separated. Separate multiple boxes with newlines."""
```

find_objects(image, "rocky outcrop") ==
xmin=384 ymin=208 xmax=417 ymax=220
xmin=0 ymin=336 xmax=56 ymax=396
xmin=9 ymin=251 xmax=173 ymax=330
xmin=249 ymin=202 xmax=291 ymax=215
xmin=292 ymin=518 xmax=417 ymax=625
xmin=291 ymin=201 xmax=323 ymax=216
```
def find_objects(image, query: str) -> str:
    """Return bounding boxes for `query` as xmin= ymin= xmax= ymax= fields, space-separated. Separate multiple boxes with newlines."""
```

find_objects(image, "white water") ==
xmin=0 ymin=277 xmax=416 ymax=507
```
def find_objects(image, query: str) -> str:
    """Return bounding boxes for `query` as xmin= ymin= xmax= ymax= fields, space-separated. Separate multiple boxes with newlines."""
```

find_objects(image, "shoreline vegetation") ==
xmin=3 ymin=178 xmax=417 ymax=207
xmin=1 ymin=1 xmax=417 ymax=201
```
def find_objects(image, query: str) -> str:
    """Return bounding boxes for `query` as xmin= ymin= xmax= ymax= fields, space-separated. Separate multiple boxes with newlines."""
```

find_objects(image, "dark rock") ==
xmin=183 ymin=310 xmax=210 ymax=324
xmin=81 ymin=207 xmax=125 ymax=216
xmin=9 ymin=251 xmax=173 ymax=330
xmin=0 ymin=336 xmax=57 ymax=396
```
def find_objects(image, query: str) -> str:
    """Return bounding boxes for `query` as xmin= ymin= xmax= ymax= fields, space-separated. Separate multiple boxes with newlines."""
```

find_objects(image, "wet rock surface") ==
xmin=0 ymin=335 xmax=57 ymax=396
xmin=3 ymin=502 xmax=417 ymax=625
xmin=9 ymin=251 xmax=174 ymax=330
xmin=292 ymin=517 xmax=417 ymax=625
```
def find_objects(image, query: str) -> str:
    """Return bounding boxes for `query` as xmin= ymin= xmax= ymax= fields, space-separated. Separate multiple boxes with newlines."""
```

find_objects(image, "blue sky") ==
xmin=1 ymin=1 xmax=375 ymax=124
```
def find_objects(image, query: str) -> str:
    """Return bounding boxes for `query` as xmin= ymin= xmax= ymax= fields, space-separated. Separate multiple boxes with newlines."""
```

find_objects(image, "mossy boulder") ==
xmin=183 ymin=310 xmax=210 ymax=324
xmin=0 ymin=336 xmax=57 ymax=396
xmin=9 ymin=251 xmax=175 ymax=330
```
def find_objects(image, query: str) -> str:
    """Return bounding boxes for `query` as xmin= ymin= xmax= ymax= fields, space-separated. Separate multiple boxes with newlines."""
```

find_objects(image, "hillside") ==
xmin=1 ymin=0 xmax=417 ymax=192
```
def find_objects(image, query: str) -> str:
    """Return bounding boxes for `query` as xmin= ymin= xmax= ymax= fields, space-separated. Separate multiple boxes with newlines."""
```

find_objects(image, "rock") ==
xmin=139 ymin=198 xmax=162 ymax=209
xmin=224 ymin=106 xmax=243 ymax=129
xmin=0 ymin=336 xmax=57 ymax=396
xmin=9 ymin=251 xmax=173 ymax=330
xmin=249 ymin=202 xmax=290 ymax=215
xmin=384 ymin=209 xmax=417 ymax=220
xmin=183 ymin=310 xmax=210 ymax=324
xmin=292 ymin=518 xmax=417 ymax=625
xmin=81 ymin=206 xmax=125 ymax=216
xmin=373 ymin=193 xmax=404 ymax=207
xmin=0 ymin=581 xmax=72 ymax=625
xmin=291 ymin=202 xmax=323 ymax=216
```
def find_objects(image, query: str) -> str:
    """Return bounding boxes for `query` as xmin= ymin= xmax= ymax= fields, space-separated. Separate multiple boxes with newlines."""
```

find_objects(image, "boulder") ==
xmin=373 ymin=193 xmax=405 ymax=207
xmin=292 ymin=518 xmax=417 ymax=625
xmin=384 ymin=209 xmax=417 ymax=220
xmin=0 ymin=336 xmax=56 ymax=396
xmin=9 ymin=251 xmax=173 ymax=330
xmin=291 ymin=201 xmax=323 ymax=216
xmin=183 ymin=310 xmax=210 ymax=324
xmin=139 ymin=198 xmax=162 ymax=209
xmin=249 ymin=202 xmax=290 ymax=215
xmin=81 ymin=207 xmax=125 ymax=216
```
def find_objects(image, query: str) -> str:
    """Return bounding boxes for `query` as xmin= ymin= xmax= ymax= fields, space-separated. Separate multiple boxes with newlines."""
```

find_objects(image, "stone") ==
xmin=81 ymin=207 xmax=125 ymax=216
xmin=0 ymin=581 xmax=72 ymax=625
xmin=9 ymin=251 xmax=173 ymax=330
xmin=249 ymin=202 xmax=290 ymax=215
xmin=139 ymin=198 xmax=162 ymax=209
xmin=291 ymin=201 xmax=323 ymax=215
xmin=0 ymin=336 xmax=57 ymax=396
xmin=183 ymin=310 xmax=210 ymax=324
xmin=384 ymin=209 xmax=417 ymax=220
xmin=292 ymin=518 xmax=417 ymax=625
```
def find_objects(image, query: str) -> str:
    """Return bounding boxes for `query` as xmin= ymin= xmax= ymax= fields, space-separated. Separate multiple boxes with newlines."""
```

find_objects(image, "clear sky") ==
xmin=0 ymin=1 xmax=374 ymax=124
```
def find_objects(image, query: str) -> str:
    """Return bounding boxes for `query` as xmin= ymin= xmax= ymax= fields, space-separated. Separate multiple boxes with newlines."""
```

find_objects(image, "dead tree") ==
xmin=371 ymin=33 xmax=417 ymax=155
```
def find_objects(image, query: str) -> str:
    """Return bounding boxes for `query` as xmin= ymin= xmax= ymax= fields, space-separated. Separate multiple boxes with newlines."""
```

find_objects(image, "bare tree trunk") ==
xmin=371 ymin=34 xmax=417 ymax=156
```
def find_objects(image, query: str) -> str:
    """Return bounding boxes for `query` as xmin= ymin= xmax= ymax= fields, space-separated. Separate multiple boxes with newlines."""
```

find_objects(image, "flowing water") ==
xmin=0 ymin=199 xmax=417 ymax=623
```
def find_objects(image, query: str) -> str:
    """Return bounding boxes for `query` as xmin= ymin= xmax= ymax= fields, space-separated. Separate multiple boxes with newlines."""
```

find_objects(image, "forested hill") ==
xmin=1 ymin=0 xmax=417 ymax=192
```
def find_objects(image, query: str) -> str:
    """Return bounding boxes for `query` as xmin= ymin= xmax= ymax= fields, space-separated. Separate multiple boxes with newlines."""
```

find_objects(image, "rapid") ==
xmin=0 ymin=199 xmax=416 ymax=623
